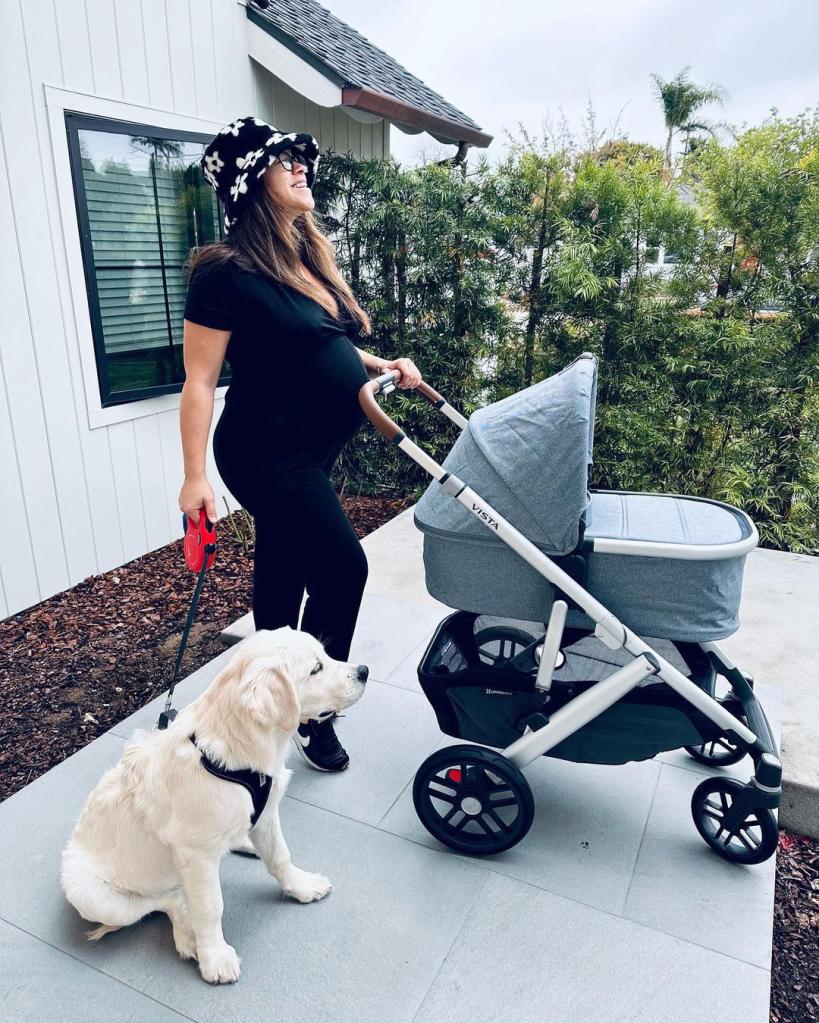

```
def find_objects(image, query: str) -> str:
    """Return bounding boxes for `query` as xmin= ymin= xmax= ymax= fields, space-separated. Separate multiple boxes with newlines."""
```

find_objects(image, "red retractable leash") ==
xmin=157 ymin=509 xmax=217 ymax=730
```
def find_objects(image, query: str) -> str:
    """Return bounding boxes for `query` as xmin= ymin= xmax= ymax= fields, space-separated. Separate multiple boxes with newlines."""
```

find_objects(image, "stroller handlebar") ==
xmin=358 ymin=368 xmax=466 ymax=441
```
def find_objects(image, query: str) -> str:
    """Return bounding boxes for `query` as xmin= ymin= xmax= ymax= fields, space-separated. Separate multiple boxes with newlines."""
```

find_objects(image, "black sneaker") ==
xmin=293 ymin=714 xmax=349 ymax=772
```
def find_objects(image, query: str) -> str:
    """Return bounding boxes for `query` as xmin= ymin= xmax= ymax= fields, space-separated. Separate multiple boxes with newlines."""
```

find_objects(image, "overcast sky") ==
xmin=326 ymin=0 xmax=819 ymax=167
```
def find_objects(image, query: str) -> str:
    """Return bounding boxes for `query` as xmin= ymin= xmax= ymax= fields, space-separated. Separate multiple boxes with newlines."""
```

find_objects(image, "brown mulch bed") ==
xmin=0 ymin=494 xmax=412 ymax=799
xmin=1 ymin=495 xmax=817 ymax=1022
xmin=772 ymin=833 xmax=819 ymax=1022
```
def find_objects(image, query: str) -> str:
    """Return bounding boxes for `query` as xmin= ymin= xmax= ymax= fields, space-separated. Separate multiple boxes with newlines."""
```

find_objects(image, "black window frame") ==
xmin=65 ymin=111 xmax=231 ymax=408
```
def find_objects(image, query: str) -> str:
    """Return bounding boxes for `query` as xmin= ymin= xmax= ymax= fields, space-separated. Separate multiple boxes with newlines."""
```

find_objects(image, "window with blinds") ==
xmin=66 ymin=112 xmax=231 ymax=407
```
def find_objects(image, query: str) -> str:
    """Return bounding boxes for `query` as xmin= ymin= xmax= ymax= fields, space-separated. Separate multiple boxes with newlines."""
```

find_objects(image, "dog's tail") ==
xmin=86 ymin=922 xmax=123 ymax=941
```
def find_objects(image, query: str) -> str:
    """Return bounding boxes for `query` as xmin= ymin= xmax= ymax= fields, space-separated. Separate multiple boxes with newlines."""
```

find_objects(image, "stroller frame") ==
xmin=358 ymin=368 xmax=781 ymax=864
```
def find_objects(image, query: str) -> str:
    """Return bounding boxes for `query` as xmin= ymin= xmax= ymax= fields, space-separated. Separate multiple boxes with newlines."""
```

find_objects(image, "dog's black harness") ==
xmin=189 ymin=733 xmax=272 ymax=827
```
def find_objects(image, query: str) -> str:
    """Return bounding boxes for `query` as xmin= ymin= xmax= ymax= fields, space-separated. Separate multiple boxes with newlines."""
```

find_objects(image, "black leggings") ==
xmin=213 ymin=418 xmax=368 ymax=662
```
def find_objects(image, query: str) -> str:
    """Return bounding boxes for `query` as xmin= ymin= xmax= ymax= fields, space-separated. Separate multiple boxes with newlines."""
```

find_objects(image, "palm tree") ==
xmin=650 ymin=67 xmax=728 ymax=176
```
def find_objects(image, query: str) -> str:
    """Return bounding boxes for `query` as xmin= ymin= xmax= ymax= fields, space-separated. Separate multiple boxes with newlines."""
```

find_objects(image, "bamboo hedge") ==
xmin=313 ymin=110 xmax=819 ymax=554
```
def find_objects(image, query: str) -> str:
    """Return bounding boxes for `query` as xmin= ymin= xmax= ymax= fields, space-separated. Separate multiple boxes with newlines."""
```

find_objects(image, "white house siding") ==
xmin=0 ymin=0 xmax=389 ymax=621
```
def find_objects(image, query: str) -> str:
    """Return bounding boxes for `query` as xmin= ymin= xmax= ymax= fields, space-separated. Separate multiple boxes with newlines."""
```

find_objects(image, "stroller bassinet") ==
xmin=413 ymin=354 xmax=756 ymax=642
xmin=356 ymin=354 xmax=782 ymax=865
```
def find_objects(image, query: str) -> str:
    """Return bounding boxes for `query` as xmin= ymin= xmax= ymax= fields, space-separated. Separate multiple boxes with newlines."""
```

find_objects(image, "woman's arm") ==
xmin=354 ymin=346 xmax=386 ymax=373
xmin=179 ymin=379 xmax=217 ymax=479
xmin=178 ymin=320 xmax=232 ymax=522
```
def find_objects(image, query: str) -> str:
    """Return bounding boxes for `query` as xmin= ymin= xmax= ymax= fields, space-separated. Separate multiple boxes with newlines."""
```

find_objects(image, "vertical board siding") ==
xmin=108 ymin=420 xmax=149 ymax=564
xmin=1 ymin=0 xmax=74 ymax=610
xmin=114 ymin=0 xmax=151 ymax=105
xmin=165 ymin=0 xmax=197 ymax=115
xmin=21 ymin=0 xmax=120 ymax=593
xmin=157 ymin=406 xmax=187 ymax=544
xmin=140 ymin=0 xmax=174 ymax=110
xmin=335 ymin=108 xmax=350 ymax=157
xmin=133 ymin=414 xmax=173 ymax=548
xmin=320 ymin=105 xmax=335 ymax=153
xmin=250 ymin=58 xmax=272 ymax=119
xmin=86 ymin=0 xmax=123 ymax=98
xmin=0 ymin=357 xmax=31 ymax=619
xmin=190 ymin=0 xmax=219 ymax=119
xmin=54 ymin=0 xmax=93 ymax=92
xmin=1 ymin=0 xmax=390 ymax=620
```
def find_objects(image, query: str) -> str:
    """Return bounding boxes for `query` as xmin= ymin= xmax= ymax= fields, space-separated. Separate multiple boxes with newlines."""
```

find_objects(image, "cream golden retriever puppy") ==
xmin=60 ymin=626 xmax=367 ymax=984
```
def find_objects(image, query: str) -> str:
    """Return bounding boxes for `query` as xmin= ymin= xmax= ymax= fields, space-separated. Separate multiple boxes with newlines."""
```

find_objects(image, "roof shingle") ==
xmin=247 ymin=0 xmax=484 ymax=135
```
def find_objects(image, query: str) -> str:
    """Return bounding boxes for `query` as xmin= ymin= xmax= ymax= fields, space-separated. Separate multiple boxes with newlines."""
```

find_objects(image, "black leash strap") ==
xmin=156 ymin=540 xmax=213 ymax=732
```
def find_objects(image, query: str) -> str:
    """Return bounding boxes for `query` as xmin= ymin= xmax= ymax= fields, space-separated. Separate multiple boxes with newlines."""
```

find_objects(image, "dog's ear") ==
xmin=241 ymin=660 xmax=301 ymax=732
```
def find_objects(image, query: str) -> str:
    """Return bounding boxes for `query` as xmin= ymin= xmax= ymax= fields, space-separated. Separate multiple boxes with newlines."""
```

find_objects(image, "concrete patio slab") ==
xmin=0 ymin=501 xmax=801 ymax=1022
xmin=0 ymin=649 xmax=780 ymax=1023
xmin=380 ymin=638 xmax=428 ymax=694
xmin=412 ymin=872 xmax=771 ymax=1023
xmin=0 ymin=917 xmax=194 ymax=1023
xmin=621 ymin=761 xmax=776 ymax=969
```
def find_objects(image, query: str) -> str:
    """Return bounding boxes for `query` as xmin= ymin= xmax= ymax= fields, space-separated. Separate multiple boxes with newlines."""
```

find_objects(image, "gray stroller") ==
xmin=358 ymin=353 xmax=781 ymax=865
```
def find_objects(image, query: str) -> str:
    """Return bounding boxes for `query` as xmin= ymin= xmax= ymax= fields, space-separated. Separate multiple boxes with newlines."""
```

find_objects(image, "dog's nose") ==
xmin=356 ymin=664 xmax=369 ymax=683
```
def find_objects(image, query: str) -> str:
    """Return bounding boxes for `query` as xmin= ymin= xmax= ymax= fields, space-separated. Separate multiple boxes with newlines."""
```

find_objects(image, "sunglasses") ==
xmin=275 ymin=149 xmax=310 ymax=172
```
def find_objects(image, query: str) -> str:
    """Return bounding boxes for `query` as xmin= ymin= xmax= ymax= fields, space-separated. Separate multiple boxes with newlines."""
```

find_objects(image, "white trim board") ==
xmin=43 ymin=82 xmax=228 ymax=429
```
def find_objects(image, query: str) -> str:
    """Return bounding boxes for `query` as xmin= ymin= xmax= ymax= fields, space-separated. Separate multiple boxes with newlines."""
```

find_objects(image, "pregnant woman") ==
xmin=179 ymin=115 xmax=422 ymax=772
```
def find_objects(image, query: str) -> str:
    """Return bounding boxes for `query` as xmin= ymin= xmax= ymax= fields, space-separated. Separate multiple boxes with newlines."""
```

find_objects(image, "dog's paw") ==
xmin=281 ymin=867 xmax=332 ymax=903
xmin=198 ymin=943 xmax=241 ymax=984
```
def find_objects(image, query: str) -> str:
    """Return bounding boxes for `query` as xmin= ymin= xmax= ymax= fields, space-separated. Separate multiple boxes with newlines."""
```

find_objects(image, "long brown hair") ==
xmin=184 ymin=172 xmax=371 ymax=337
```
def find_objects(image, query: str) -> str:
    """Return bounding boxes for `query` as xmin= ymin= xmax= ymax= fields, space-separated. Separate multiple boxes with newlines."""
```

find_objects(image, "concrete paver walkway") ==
xmin=0 ymin=504 xmax=801 ymax=1022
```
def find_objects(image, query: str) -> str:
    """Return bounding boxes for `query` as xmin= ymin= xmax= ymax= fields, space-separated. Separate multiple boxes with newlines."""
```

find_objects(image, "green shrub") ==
xmin=312 ymin=112 xmax=819 ymax=553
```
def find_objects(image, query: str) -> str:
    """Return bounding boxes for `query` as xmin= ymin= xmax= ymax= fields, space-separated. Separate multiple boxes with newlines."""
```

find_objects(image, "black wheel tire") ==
xmin=473 ymin=625 xmax=538 ymax=671
xmin=684 ymin=699 xmax=748 ymax=767
xmin=413 ymin=744 xmax=535 ymax=855
xmin=691 ymin=777 xmax=778 ymax=865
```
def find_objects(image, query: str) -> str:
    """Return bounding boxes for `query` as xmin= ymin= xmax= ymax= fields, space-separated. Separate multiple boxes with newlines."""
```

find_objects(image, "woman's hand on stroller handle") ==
xmin=376 ymin=357 xmax=422 ymax=389
xmin=359 ymin=365 xmax=467 ymax=444
xmin=359 ymin=366 xmax=449 ymax=441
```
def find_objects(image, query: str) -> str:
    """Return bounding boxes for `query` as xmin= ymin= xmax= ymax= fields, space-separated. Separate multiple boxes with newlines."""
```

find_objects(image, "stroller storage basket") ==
xmin=418 ymin=611 xmax=729 ymax=766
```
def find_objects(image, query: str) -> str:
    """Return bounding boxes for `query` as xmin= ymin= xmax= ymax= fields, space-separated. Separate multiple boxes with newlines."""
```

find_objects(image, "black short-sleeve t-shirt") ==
xmin=184 ymin=259 xmax=370 ymax=466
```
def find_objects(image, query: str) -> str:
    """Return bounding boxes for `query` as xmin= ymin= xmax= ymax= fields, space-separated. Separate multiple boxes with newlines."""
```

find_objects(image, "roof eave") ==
xmin=342 ymin=85 xmax=492 ymax=148
xmin=245 ymin=5 xmax=492 ymax=149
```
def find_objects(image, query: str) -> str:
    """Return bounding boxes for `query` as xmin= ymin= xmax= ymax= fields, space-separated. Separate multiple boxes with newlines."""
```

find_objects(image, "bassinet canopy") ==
xmin=414 ymin=352 xmax=598 ymax=556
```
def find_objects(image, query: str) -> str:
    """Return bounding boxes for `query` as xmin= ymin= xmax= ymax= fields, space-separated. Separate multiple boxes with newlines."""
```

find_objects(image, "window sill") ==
xmin=88 ymin=385 xmax=228 ymax=429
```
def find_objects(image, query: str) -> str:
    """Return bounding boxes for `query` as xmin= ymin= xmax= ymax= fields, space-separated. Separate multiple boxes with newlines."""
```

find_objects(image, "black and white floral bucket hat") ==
xmin=200 ymin=115 xmax=320 ymax=232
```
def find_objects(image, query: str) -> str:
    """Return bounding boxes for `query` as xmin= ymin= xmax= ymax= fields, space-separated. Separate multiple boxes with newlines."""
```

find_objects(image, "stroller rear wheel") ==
xmin=691 ymin=777 xmax=778 ymax=865
xmin=684 ymin=699 xmax=748 ymax=767
xmin=413 ymin=744 xmax=535 ymax=855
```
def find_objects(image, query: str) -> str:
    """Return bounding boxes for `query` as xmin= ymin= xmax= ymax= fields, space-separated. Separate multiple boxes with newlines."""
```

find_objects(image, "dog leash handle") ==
xmin=157 ymin=509 xmax=217 ymax=730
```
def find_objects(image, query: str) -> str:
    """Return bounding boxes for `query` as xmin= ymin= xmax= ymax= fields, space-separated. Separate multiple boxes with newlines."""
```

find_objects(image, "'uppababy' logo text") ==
xmin=472 ymin=503 xmax=499 ymax=530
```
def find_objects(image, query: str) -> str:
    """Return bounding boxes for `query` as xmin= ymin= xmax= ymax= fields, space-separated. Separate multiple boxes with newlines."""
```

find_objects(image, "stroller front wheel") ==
xmin=474 ymin=625 xmax=540 ymax=671
xmin=413 ymin=745 xmax=535 ymax=855
xmin=691 ymin=777 xmax=778 ymax=865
